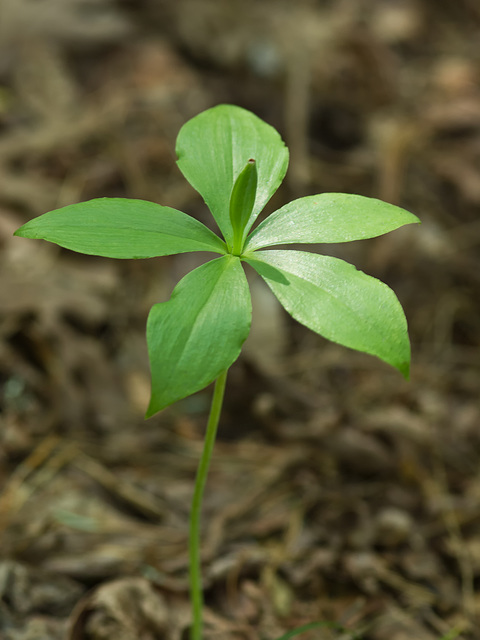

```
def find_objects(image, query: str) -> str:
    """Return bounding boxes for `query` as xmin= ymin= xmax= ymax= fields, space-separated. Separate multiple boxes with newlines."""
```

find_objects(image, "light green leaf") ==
xmin=14 ymin=198 xmax=226 ymax=258
xmin=176 ymin=104 xmax=289 ymax=249
xmin=245 ymin=194 xmax=420 ymax=251
xmin=146 ymin=255 xmax=251 ymax=416
xmin=244 ymin=250 xmax=411 ymax=377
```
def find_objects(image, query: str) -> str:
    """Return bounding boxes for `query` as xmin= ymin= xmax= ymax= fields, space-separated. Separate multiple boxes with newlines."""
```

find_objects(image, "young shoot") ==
xmin=15 ymin=104 xmax=420 ymax=640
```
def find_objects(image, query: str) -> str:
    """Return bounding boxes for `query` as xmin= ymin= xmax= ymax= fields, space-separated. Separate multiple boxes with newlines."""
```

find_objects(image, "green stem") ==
xmin=189 ymin=369 xmax=228 ymax=640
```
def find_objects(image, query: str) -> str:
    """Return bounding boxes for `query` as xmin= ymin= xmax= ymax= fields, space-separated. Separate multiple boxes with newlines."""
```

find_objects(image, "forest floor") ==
xmin=1 ymin=1 xmax=480 ymax=639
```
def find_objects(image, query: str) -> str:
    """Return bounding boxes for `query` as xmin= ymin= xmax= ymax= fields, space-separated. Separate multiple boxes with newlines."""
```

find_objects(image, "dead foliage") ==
xmin=1 ymin=1 xmax=480 ymax=638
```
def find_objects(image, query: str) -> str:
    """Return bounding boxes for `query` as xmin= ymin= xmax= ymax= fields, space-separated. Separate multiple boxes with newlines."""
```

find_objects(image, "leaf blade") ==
xmin=146 ymin=255 xmax=251 ymax=416
xmin=14 ymin=198 xmax=226 ymax=258
xmin=176 ymin=104 xmax=289 ymax=247
xmin=245 ymin=250 xmax=411 ymax=377
xmin=245 ymin=194 xmax=420 ymax=250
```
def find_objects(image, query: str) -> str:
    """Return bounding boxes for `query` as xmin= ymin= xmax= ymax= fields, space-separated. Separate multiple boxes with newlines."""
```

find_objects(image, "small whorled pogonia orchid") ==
xmin=15 ymin=104 xmax=419 ymax=640
xmin=15 ymin=104 xmax=419 ymax=417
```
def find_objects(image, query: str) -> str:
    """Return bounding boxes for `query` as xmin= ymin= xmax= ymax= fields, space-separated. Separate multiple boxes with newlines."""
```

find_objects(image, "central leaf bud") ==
xmin=229 ymin=158 xmax=257 ymax=255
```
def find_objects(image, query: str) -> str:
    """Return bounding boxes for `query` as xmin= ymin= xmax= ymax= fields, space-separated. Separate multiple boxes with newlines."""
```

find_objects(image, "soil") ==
xmin=1 ymin=1 xmax=480 ymax=639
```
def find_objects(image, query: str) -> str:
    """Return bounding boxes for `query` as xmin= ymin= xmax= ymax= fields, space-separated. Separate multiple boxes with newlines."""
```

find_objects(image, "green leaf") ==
xmin=244 ymin=250 xmax=411 ymax=377
xmin=14 ymin=198 xmax=226 ymax=258
xmin=245 ymin=194 xmax=420 ymax=251
xmin=146 ymin=255 xmax=251 ymax=416
xmin=176 ymin=104 xmax=289 ymax=249
xmin=230 ymin=158 xmax=257 ymax=254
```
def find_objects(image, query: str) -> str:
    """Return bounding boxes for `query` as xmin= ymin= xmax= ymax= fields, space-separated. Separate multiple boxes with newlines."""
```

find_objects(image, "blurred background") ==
xmin=1 ymin=1 xmax=479 ymax=639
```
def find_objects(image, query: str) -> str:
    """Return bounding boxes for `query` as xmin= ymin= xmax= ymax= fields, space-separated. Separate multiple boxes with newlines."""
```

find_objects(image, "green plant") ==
xmin=15 ymin=104 xmax=419 ymax=639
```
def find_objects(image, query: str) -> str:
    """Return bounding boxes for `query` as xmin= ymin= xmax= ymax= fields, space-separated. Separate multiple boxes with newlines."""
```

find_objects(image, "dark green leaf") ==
xmin=230 ymin=159 xmax=257 ymax=254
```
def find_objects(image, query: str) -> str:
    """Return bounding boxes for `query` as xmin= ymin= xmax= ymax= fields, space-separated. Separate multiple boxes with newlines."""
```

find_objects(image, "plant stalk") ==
xmin=189 ymin=369 xmax=228 ymax=640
